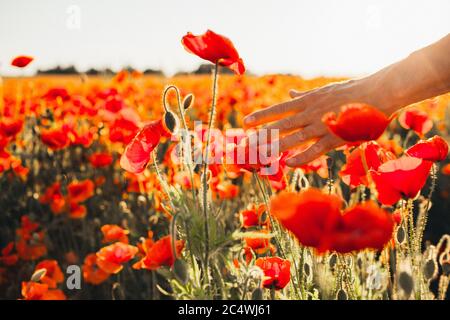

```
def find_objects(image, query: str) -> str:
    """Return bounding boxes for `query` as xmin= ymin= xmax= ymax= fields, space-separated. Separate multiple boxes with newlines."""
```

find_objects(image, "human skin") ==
xmin=244 ymin=33 xmax=450 ymax=167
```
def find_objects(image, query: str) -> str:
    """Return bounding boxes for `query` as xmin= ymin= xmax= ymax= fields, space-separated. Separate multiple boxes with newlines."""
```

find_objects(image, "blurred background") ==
xmin=1 ymin=0 xmax=450 ymax=77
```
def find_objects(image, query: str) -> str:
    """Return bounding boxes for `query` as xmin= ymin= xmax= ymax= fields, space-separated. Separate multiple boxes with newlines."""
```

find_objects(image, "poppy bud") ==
xmin=173 ymin=259 xmax=189 ymax=285
xmin=183 ymin=94 xmax=194 ymax=110
xmin=31 ymin=268 xmax=47 ymax=282
xmin=398 ymin=271 xmax=414 ymax=298
xmin=328 ymin=253 xmax=338 ymax=271
xmin=163 ymin=111 xmax=179 ymax=134
xmin=396 ymin=226 xmax=406 ymax=244
xmin=423 ymin=259 xmax=437 ymax=281
xmin=251 ymin=287 xmax=263 ymax=300
xmin=336 ymin=289 xmax=348 ymax=300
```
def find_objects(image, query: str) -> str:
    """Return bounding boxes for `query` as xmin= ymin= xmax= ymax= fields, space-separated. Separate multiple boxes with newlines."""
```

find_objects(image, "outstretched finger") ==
xmin=285 ymin=134 xmax=343 ymax=167
xmin=244 ymin=95 xmax=314 ymax=127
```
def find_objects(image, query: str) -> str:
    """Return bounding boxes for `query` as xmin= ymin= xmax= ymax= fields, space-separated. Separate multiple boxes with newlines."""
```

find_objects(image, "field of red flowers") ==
xmin=1 ymin=31 xmax=450 ymax=300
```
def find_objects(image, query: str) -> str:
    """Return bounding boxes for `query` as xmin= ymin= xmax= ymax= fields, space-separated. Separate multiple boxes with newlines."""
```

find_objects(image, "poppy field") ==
xmin=1 ymin=31 xmax=450 ymax=301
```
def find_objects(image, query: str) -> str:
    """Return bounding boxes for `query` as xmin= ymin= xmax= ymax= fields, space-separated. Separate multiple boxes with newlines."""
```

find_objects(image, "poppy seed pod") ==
xmin=183 ymin=94 xmax=194 ymax=110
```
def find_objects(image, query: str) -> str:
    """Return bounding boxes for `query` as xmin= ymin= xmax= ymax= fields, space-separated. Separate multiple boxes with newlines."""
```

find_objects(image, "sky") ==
xmin=1 ymin=0 xmax=449 ymax=77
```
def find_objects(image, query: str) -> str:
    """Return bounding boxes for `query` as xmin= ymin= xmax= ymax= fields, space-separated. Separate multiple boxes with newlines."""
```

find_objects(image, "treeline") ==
xmin=36 ymin=64 xmax=234 ymax=76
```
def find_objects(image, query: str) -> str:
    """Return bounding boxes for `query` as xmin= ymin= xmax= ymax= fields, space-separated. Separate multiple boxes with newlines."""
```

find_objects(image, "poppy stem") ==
xmin=163 ymin=85 xmax=196 ymax=202
xmin=201 ymin=62 xmax=219 ymax=292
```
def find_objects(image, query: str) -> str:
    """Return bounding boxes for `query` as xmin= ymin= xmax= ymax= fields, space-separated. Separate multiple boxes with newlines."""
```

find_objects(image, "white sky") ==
xmin=1 ymin=0 xmax=449 ymax=77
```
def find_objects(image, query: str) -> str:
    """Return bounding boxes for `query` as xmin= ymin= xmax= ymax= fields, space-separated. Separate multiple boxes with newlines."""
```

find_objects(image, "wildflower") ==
xmin=339 ymin=142 xmax=394 ymax=188
xmin=43 ymin=87 xmax=71 ymax=101
xmin=68 ymin=202 xmax=87 ymax=219
xmin=82 ymin=253 xmax=110 ymax=285
xmin=398 ymin=108 xmax=433 ymax=136
xmin=244 ymin=232 xmax=274 ymax=255
xmin=442 ymin=163 xmax=450 ymax=175
xmin=89 ymin=152 xmax=114 ymax=168
xmin=270 ymin=189 xmax=394 ymax=253
xmin=67 ymin=179 xmax=95 ymax=203
xmin=0 ymin=117 xmax=23 ymax=138
xmin=109 ymin=118 xmax=140 ymax=145
xmin=405 ymin=135 xmax=448 ymax=162
xmin=16 ymin=216 xmax=47 ymax=261
xmin=323 ymin=201 xmax=394 ymax=253
xmin=371 ymin=156 xmax=432 ymax=206
xmin=101 ymin=224 xmax=129 ymax=244
xmin=39 ymin=182 xmax=66 ymax=215
xmin=239 ymin=203 xmax=268 ymax=229
xmin=322 ymin=103 xmax=391 ymax=142
xmin=34 ymin=260 xmax=64 ymax=288
xmin=133 ymin=235 xmax=184 ymax=270
xmin=21 ymin=282 xmax=66 ymax=300
xmin=11 ymin=55 xmax=33 ymax=68
xmin=40 ymin=127 xmax=70 ymax=150
xmin=0 ymin=242 xmax=19 ymax=266
xmin=255 ymin=257 xmax=291 ymax=290
xmin=120 ymin=114 xmax=178 ymax=174
xmin=96 ymin=242 xmax=138 ymax=274
xmin=182 ymin=29 xmax=245 ymax=75
xmin=270 ymin=189 xmax=342 ymax=248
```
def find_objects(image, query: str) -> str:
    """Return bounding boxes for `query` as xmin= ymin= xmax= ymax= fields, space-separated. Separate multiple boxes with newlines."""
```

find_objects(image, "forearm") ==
xmin=363 ymin=33 xmax=450 ymax=115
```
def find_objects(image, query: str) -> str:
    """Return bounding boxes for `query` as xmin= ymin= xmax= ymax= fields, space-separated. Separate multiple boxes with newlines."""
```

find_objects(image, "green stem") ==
xmin=163 ymin=85 xmax=197 ymax=202
xmin=201 ymin=62 xmax=219 ymax=292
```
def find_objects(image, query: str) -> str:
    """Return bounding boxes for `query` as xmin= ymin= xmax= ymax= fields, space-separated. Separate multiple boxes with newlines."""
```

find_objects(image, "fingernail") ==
xmin=244 ymin=115 xmax=255 ymax=124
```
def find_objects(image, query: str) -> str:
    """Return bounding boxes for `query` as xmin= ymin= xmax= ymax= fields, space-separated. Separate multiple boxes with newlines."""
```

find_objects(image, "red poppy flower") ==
xmin=442 ymin=163 xmax=450 ymax=176
xmin=399 ymin=108 xmax=433 ymax=136
xmin=11 ymin=55 xmax=34 ymax=68
xmin=0 ymin=117 xmax=23 ymax=138
xmin=0 ymin=242 xmax=18 ymax=266
xmin=104 ymin=95 xmax=125 ymax=113
xmin=109 ymin=118 xmax=140 ymax=145
xmin=215 ymin=181 xmax=239 ymax=199
xmin=339 ymin=142 xmax=394 ymax=188
xmin=133 ymin=235 xmax=184 ymax=270
xmin=323 ymin=201 xmax=394 ymax=253
xmin=224 ymin=139 xmax=288 ymax=189
xmin=182 ymin=30 xmax=245 ymax=75
xmin=39 ymin=182 xmax=66 ymax=215
xmin=244 ymin=230 xmax=275 ymax=255
xmin=40 ymin=127 xmax=70 ymax=150
xmin=21 ymin=282 xmax=66 ymax=300
xmin=101 ymin=224 xmax=129 ymax=244
xmin=323 ymin=103 xmax=391 ymax=142
xmin=271 ymin=189 xmax=394 ymax=253
xmin=239 ymin=203 xmax=267 ymax=229
xmin=67 ymin=179 xmax=95 ymax=203
xmin=15 ymin=216 xmax=47 ymax=261
xmin=43 ymin=88 xmax=70 ymax=101
xmin=89 ymin=152 xmax=114 ymax=168
xmin=96 ymin=242 xmax=138 ymax=274
xmin=255 ymin=257 xmax=291 ymax=290
xmin=120 ymin=114 xmax=177 ymax=174
xmin=406 ymin=135 xmax=448 ymax=162
xmin=371 ymin=156 xmax=432 ymax=205
xmin=68 ymin=202 xmax=87 ymax=219
xmin=82 ymin=253 xmax=110 ymax=285
xmin=270 ymin=189 xmax=342 ymax=248
xmin=34 ymin=260 xmax=64 ymax=288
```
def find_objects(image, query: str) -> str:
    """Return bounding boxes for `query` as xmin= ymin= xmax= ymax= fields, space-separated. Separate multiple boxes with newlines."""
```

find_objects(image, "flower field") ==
xmin=1 ymin=32 xmax=450 ymax=301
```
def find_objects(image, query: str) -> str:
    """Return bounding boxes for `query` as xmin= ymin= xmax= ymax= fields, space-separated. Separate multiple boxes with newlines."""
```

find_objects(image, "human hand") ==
xmin=243 ymin=78 xmax=392 ymax=167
